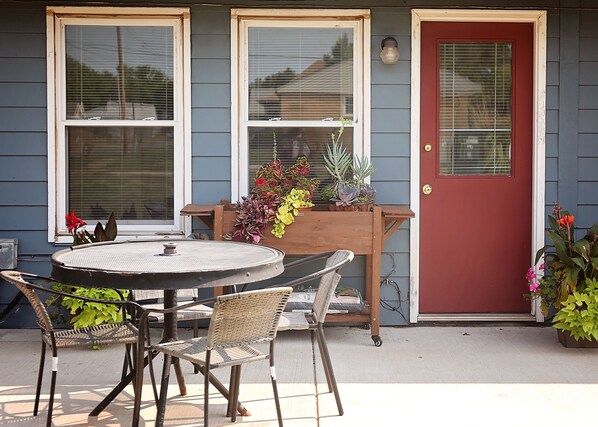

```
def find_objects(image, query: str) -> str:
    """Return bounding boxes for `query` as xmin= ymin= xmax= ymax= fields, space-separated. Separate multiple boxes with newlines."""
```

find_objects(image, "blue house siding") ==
xmin=2 ymin=1 xmax=598 ymax=327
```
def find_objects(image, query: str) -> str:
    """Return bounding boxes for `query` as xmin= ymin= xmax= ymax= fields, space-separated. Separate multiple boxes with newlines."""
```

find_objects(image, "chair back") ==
xmin=207 ymin=287 xmax=292 ymax=350
xmin=312 ymin=250 xmax=354 ymax=323
xmin=1 ymin=271 xmax=54 ymax=333
xmin=131 ymin=288 xmax=197 ymax=302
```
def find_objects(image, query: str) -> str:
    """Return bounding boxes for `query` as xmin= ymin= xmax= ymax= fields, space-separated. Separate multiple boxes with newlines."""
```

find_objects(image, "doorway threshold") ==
xmin=417 ymin=313 xmax=536 ymax=322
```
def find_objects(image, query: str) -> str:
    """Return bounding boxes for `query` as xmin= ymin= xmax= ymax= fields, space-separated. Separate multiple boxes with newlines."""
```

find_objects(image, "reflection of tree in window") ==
xmin=66 ymin=57 xmax=173 ymax=120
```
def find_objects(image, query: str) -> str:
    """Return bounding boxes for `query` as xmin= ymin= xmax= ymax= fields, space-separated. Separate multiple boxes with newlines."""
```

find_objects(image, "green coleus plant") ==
xmin=47 ymin=211 xmax=129 ymax=329
xmin=272 ymin=189 xmax=313 ymax=238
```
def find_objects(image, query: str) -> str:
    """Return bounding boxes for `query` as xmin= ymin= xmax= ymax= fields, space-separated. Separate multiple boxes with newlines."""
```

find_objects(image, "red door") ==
xmin=420 ymin=22 xmax=533 ymax=314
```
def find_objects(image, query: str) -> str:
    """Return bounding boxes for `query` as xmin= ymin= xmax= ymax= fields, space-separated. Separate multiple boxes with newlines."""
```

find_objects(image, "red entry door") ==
xmin=420 ymin=22 xmax=533 ymax=314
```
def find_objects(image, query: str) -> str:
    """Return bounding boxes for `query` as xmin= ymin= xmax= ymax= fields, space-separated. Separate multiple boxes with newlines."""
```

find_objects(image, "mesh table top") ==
xmin=51 ymin=239 xmax=285 ymax=290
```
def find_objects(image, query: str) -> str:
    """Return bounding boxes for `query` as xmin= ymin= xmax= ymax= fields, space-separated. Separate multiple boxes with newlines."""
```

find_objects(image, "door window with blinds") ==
xmin=234 ymin=11 xmax=368 ymax=199
xmin=49 ymin=9 xmax=188 ymax=239
xmin=439 ymin=42 xmax=513 ymax=176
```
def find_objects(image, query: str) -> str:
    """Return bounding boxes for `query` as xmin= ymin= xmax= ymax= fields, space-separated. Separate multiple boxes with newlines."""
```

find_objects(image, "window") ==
xmin=47 ymin=7 xmax=190 ymax=242
xmin=232 ymin=9 xmax=370 ymax=200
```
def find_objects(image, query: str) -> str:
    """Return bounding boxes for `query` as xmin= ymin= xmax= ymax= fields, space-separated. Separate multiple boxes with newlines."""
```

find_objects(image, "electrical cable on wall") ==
xmin=380 ymin=253 xmax=409 ymax=322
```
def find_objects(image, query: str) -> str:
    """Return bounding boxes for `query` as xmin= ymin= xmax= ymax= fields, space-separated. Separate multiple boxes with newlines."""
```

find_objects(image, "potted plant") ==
xmin=228 ymin=153 xmax=319 ymax=243
xmin=323 ymin=120 xmax=376 ymax=211
xmin=47 ymin=211 xmax=130 ymax=329
xmin=526 ymin=202 xmax=598 ymax=347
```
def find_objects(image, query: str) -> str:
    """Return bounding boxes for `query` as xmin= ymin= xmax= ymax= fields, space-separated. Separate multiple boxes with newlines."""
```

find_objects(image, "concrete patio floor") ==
xmin=1 ymin=325 xmax=597 ymax=426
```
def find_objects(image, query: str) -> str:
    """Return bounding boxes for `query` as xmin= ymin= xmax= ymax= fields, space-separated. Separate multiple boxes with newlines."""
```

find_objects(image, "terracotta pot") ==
xmin=557 ymin=329 xmax=598 ymax=348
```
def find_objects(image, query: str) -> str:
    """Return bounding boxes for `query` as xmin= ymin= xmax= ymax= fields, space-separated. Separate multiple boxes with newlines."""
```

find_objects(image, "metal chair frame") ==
xmin=267 ymin=250 xmax=354 ymax=416
xmin=0 ymin=270 xmax=142 ymax=427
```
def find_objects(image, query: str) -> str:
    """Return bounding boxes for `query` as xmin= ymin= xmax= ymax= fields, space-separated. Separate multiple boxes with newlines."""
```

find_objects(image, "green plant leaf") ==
xmin=104 ymin=212 xmax=118 ymax=240
xmin=535 ymin=245 xmax=548 ymax=265
xmin=572 ymin=239 xmax=591 ymax=261
xmin=547 ymin=230 xmax=573 ymax=267
xmin=94 ymin=222 xmax=107 ymax=242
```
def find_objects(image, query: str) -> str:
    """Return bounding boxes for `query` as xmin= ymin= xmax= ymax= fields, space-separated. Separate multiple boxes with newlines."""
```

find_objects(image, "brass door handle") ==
xmin=422 ymin=184 xmax=432 ymax=195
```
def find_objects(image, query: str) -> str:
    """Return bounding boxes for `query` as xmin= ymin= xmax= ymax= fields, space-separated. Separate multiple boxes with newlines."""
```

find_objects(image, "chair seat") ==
xmin=44 ymin=322 xmax=138 ymax=349
xmin=154 ymin=337 xmax=268 ymax=369
xmin=277 ymin=312 xmax=310 ymax=331
xmin=140 ymin=302 xmax=213 ymax=322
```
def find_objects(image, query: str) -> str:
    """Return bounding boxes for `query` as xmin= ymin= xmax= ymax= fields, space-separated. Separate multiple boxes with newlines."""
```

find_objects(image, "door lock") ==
xmin=422 ymin=184 xmax=433 ymax=195
xmin=424 ymin=144 xmax=432 ymax=152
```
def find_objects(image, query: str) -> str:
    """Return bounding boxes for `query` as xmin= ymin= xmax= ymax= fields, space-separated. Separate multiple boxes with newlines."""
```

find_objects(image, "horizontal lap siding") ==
xmin=0 ymin=4 xmax=53 ymax=326
xmin=190 ymin=5 xmax=232 ymax=220
xmin=578 ymin=10 xmax=598 ymax=228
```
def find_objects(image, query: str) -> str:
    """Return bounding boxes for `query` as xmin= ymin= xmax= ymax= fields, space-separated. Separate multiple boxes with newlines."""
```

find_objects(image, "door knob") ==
xmin=424 ymin=144 xmax=432 ymax=152
xmin=422 ymin=184 xmax=432 ymax=195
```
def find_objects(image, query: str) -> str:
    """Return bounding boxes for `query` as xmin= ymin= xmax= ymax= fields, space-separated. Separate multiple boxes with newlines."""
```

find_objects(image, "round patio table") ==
xmin=51 ymin=238 xmax=285 ymax=426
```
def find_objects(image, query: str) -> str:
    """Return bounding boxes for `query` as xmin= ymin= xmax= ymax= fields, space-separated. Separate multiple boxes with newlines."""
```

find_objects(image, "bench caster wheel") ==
xmin=372 ymin=336 xmax=383 ymax=347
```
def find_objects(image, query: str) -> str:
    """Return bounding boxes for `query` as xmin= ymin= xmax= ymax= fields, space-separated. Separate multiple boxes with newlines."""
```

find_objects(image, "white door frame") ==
xmin=409 ymin=9 xmax=547 ymax=323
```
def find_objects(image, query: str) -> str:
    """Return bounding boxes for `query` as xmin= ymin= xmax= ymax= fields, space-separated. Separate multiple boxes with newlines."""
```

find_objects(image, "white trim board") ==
xmin=409 ymin=9 xmax=547 ymax=323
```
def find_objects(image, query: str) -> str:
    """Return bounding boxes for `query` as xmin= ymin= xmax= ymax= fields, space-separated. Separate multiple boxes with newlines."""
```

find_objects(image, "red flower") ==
xmin=65 ymin=211 xmax=86 ymax=232
xmin=557 ymin=215 xmax=574 ymax=228
xmin=255 ymin=177 xmax=267 ymax=186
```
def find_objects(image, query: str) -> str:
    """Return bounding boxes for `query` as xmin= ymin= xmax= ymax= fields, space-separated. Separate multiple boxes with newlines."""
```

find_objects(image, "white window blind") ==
xmin=439 ymin=42 xmax=512 ymax=176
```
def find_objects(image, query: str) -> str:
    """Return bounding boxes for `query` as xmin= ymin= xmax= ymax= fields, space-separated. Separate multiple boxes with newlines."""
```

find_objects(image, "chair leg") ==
xmin=204 ymin=351 xmax=211 ymax=427
xmin=315 ymin=324 xmax=344 ymax=416
xmin=230 ymin=365 xmax=242 ymax=422
xmin=46 ymin=349 xmax=59 ymax=427
xmin=226 ymin=366 xmax=237 ymax=418
xmin=34 ymin=341 xmax=46 ymax=416
xmin=155 ymin=354 xmax=172 ymax=426
xmin=269 ymin=342 xmax=284 ymax=427
xmin=193 ymin=320 xmax=200 ymax=374
xmin=312 ymin=329 xmax=333 ymax=392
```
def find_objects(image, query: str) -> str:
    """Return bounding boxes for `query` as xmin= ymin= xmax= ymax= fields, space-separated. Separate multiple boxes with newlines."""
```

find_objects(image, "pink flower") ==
xmin=529 ymin=282 xmax=540 ymax=292
xmin=525 ymin=268 xmax=537 ymax=282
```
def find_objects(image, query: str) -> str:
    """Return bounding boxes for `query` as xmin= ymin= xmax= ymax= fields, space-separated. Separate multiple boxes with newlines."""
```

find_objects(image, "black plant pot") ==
xmin=557 ymin=329 xmax=598 ymax=348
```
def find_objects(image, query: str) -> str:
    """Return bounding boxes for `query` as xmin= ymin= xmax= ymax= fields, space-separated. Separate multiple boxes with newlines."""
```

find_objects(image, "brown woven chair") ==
xmin=272 ymin=250 xmax=354 ymax=416
xmin=0 ymin=270 xmax=139 ymax=427
xmin=133 ymin=287 xmax=292 ymax=427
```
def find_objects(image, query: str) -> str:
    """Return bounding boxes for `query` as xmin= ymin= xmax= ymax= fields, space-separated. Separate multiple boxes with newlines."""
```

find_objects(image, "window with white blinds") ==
xmin=234 ymin=11 xmax=368 ymax=199
xmin=439 ymin=42 xmax=513 ymax=176
xmin=48 ymin=8 xmax=189 ymax=240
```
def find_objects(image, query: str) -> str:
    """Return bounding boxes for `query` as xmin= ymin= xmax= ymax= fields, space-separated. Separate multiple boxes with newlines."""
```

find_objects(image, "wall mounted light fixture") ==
xmin=380 ymin=36 xmax=399 ymax=64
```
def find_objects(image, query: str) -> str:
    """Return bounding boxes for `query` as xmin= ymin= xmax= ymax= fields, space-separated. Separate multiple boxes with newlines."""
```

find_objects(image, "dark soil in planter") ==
xmin=557 ymin=329 xmax=598 ymax=348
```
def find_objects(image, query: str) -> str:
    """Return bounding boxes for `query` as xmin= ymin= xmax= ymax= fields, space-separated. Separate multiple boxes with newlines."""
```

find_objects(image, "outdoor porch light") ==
xmin=380 ymin=36 xmax=399 ymax=64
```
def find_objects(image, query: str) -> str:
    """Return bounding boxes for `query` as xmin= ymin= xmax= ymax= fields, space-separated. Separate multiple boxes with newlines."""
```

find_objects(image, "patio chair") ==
xmin=272 ymin=250 xmax=354 ymax=416
xmin=0 ymin=270 xmax=139 ymax=427
xmin=134 ymin=287 xmax=292 ymax=427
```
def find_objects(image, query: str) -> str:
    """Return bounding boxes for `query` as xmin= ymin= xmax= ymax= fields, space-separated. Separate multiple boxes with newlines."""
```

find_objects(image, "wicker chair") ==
xmin=0 ymin=270 xmax=139 ymax=427
xmin=131 ymin=288 xmax=213 ymax=336
xmin=273 ymin=250 xmax=354 ymax=416
xmin=133 ymin=287 xmax=292 ymax=427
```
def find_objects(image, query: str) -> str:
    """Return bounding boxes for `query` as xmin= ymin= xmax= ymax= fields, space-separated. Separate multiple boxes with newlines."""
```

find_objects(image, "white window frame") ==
xmin=230 ymin=8 xmax=371 ymax=200
xmin=46 ymin=7 xmax=192 ymax=243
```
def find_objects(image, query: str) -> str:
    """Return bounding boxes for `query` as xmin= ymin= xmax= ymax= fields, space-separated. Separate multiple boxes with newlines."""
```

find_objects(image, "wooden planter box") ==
xmin=557 ymin=329 xmax=598 ymax=348
xmin=181 ymin=203 xmax=414 ymax=346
